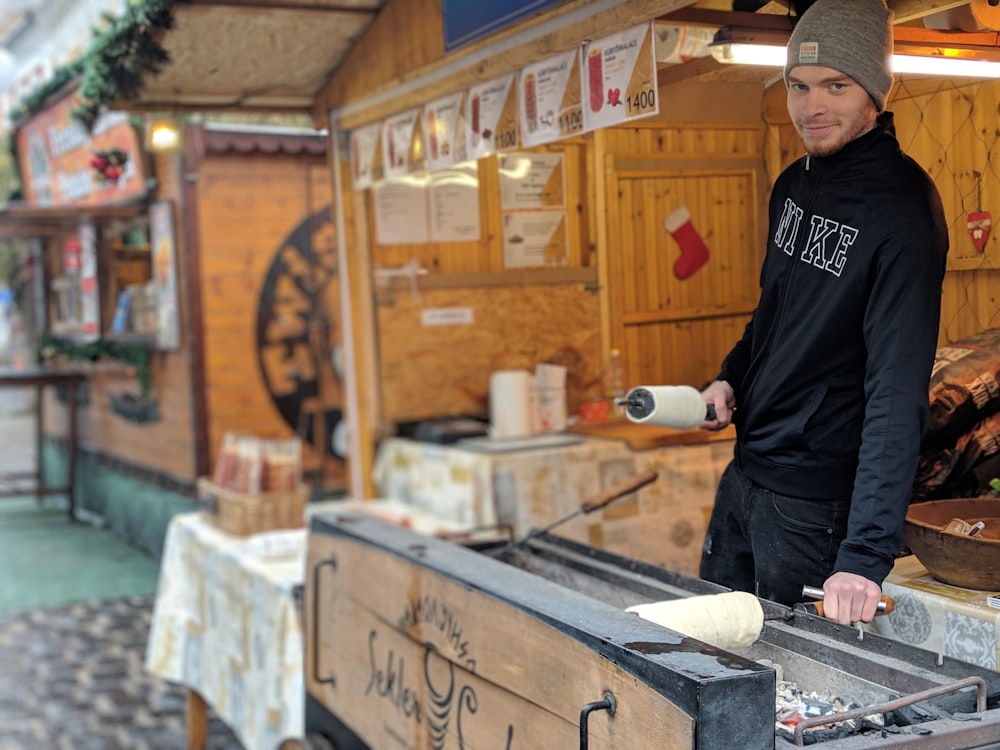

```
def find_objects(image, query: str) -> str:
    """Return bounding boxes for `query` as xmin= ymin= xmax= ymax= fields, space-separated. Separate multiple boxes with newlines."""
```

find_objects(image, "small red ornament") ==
xmin=967 ymin=211 xmax=992 ymax=254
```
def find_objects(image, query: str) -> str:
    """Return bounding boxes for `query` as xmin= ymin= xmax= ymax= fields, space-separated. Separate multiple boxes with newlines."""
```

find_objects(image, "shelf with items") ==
xmin=104 ymin=216 xmax=155 ymax=337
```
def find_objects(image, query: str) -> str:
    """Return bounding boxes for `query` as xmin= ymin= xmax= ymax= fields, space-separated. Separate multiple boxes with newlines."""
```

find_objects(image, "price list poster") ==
xmin=349 ymin=122 xmax=383 ymax=190
xmin=581 ymin=22 xmax=659 ymax=132
xmin=518 ymin=48 xmax=582 ymax=147
xmin=424 ymin=91 xmax=468 ymax=172
xmin=467 ymin=73 xmax=519 ymax=160
xmin=499 ymin=153 xmax=568 ymax=268
xmin=382 ymin=109 xmax=425 ymax=181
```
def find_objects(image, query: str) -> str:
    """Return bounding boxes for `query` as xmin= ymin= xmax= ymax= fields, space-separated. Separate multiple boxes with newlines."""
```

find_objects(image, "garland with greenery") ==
xmin=8 ymin=0 xmax=190 ymax=132
xmin=6 ymin=59 xmax=86 ymax=127
xmin=36 ymin=334 xmax=153 ymax=400
xmin=75 ymin=0 xmax=191 ymax=130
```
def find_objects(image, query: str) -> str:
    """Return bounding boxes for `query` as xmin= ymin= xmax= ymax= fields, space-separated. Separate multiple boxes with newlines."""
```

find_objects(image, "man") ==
xmin=698 ymin=0 xmax=949 ymax=626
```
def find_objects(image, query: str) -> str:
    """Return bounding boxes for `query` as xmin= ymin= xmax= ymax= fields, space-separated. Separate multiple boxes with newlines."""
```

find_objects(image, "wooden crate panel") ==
xmin=307 ymin=531 xmax=699 ymax=750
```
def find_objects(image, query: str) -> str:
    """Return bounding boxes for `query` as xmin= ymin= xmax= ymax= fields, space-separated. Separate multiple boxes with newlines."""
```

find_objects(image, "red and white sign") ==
xmin=581 ymin=22 xmax=659 ymax=132
xmin=15 ymin=88 xmax=147 ymax=208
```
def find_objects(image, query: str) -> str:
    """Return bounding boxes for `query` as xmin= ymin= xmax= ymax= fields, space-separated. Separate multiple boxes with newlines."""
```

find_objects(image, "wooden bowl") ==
xmin=903 ymin=499 xmax=1000 ymax=590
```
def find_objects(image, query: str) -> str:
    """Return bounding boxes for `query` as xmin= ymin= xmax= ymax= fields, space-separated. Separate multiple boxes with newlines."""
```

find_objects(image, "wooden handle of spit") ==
xmin=800 ymin=586 xmax=895 ymax=618
xmin=580 ymin=469 xmax=659 ymax=513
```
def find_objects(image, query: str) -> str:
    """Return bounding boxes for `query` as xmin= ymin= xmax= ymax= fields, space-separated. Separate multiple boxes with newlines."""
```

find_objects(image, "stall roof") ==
xmin=99 ymin=0 xmax=988 ymax=121
xmin=116 ymin=0 xmax=386 ymax=116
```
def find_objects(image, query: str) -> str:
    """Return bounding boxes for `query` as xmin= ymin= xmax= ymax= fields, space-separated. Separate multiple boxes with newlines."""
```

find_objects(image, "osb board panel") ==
xmin=195 ymin=154 xmax=343 ymax=482
xmin=42 ymin=352 xmax=197 ymax=481
xmin=377 ymin=284 xmax=600 ymax=424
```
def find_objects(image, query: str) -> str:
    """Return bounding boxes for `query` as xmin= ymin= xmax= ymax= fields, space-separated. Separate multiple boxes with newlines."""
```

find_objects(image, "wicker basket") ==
xmin=197 ymin=477 xmax=309 ymax=536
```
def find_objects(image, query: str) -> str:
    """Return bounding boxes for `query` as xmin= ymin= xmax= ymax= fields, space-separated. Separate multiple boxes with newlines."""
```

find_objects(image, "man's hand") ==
xmin=700 ymin=380 xmax=735 ymax=429
xmin=820 ymin=572 xmax=883 ymax=625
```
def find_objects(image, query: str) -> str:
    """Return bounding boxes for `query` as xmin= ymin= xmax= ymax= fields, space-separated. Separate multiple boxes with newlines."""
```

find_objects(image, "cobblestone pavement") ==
xmin=0 ymin=390 xmax=244 ymax=748
xmin=0 ymin=597 xmax=244 ymax=750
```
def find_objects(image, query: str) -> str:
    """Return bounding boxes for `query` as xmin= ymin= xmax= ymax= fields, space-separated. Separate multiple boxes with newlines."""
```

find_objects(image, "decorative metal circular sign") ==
xmin=255 ymin=206 xmax=345 ymax=460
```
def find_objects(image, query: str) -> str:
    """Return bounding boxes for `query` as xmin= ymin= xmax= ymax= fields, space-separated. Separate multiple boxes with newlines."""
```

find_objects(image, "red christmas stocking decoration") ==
xmin=664 ymin=205 xmax=710 ymax=279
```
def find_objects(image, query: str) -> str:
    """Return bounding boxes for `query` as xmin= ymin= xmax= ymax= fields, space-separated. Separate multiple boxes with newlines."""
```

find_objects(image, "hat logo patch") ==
xmin=798 ymin=41 xmax=819 ymax=64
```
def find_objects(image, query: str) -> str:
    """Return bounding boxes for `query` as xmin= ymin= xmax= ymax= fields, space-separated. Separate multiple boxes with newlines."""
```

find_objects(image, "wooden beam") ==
xmin=888 ymin=0 xmax=976 ymax=25
xmin=623 ymin=301 xmax=757 ymax=326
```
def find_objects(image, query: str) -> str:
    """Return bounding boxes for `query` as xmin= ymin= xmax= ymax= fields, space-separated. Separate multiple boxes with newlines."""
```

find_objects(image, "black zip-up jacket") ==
xmin=718 ymin=112 xmax=948 ymax=585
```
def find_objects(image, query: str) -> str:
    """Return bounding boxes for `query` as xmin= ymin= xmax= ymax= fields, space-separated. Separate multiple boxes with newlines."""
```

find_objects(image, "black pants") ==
xmin=699 ymin=461 xmax=851 ymax=607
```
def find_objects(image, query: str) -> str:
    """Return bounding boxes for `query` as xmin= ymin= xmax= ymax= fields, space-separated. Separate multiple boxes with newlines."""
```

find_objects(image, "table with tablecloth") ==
xmin=371 ymin=427 xmax=736 ymax=576
xmin=868 ymin=554 xmax=1000 ymax=671
xmin=145 ymin=512 xmax=306 ymax=750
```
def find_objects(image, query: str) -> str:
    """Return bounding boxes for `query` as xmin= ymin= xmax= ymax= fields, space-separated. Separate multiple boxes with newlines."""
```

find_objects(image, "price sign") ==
xmin=424 ymin=92 xmax=466 ymax=172
xmin=350 ymin=122 xmax=383 ymax=189
xmin=382 ymin=109 xmax=424 ymax=180
xmin=519 ymin=49 xmax=582 ymax=147
xmin=468 ymin=73 xmax=518 ymax=160
xmin=582 ymin=21 xmax=659 ymax=132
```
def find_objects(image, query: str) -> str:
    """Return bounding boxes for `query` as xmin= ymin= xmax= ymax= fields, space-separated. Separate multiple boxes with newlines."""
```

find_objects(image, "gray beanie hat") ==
xmin=783 ymin=0 xmax=894 ymax=111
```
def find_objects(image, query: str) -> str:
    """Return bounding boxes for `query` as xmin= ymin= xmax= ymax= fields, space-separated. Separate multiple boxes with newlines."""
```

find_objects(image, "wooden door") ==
xmin=604 ymin=150 xmax=766 ymax=391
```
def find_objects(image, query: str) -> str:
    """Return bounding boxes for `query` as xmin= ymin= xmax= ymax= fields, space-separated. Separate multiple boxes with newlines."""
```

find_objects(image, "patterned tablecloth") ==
xmin=145 ymin=512 xmax=306 ymax=749
xmin=372 ymin=433 xmax=735 ymax=576
xmin=869 ymin=554 xmax=1000 ymax=671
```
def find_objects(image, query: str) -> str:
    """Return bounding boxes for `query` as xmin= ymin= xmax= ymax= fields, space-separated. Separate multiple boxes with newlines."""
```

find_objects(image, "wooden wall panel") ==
xmin=43 ymin=352 xmax=197 ymax=483
xmin=44 ymin=176 xmax=199 ymax=482
xmin=370 ymin=142 xmax=599 ymax=427
xmin=195 ymin=150 xmax=341 ymax=485
xmin=370 ymin=142 xmax=589 ymax=275
xmin=765 ymin=77 xmax=1000 ymax=345
xmin=601 ymin=123 xmax=766 ymax=392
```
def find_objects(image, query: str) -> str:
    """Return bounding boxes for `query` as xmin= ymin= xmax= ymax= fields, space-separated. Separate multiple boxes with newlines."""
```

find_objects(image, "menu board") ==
xmin=424 ymin=92 xmax=468 ymax=172
xmin=503 ymin=210 xmax=568 ymax=268
xmin=467 ymin=73 xmax=518 ymax=160
xmin=350 ymin=122 xmax=383 ymax=190
xmin=499 ymin=153 xmax=564 ymax=210
xmin=582 ymin=22 xmax=659 ymax=132
xmin=429 ymin=165 xmax=481 ymax=242
xmin=518 ymin=49 xmax=583 ymax=147
xmin=382 ymin=109 xmax=425 ymax=180
xmin=373 ymin=180 xmax=430 ymax=245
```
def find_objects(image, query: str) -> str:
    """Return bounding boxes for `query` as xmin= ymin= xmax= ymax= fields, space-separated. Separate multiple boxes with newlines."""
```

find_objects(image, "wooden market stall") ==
xmin=2 ymin=91 xmax=345 ymax=555
xmin=7 ymin=0 xmax=999 ymax=555
xmin=307 ymin=0 xmax=1000 ymax=502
